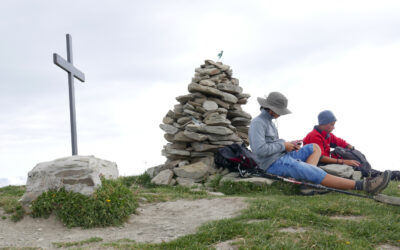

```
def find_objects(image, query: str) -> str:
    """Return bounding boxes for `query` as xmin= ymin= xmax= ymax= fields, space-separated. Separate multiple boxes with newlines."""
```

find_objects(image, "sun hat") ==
xmin=318 ymin=110 xmax=336 ymax=125
xmin=257 ymin=92 xmax=291 ymax=116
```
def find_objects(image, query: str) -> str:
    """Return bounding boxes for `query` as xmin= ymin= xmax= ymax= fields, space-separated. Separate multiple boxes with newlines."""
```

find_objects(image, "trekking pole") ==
xmin=240 ymin=166 xmax=400 ymax=206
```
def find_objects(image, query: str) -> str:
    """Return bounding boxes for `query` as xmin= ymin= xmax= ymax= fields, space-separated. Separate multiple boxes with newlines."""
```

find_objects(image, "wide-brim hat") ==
xmin=257 ymin=92 xmax=291 ymax=116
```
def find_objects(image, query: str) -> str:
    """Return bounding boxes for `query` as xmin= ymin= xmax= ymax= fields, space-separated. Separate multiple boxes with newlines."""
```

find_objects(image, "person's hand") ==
xmin=343 ymin=159 xmax=360 ymax=167
xmin=284 ymin=142 xmax=297 ymax=152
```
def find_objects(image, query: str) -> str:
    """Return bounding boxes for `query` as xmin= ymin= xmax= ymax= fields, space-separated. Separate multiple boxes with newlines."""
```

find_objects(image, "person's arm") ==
xmin=330 ymin=133 xmax=349 ymax=148
xmin=320 ymin=155 xmax=360 ymax=167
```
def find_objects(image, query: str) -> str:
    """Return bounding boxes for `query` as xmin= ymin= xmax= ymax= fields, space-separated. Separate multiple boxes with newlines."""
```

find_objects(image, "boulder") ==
xmin=173 ymin=161 xmax=209 ymax=181
xmin=20 ymin=155 xmax=118 ymax=211
xmin=319 ymin=164 xmax=354 ymax=179
xmin=151 ymin=169 xmax=174 ymax=185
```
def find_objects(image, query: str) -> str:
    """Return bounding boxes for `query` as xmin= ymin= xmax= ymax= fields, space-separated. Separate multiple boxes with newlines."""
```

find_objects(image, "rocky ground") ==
xmin=0 ymin=197 xmax=248 ymax=249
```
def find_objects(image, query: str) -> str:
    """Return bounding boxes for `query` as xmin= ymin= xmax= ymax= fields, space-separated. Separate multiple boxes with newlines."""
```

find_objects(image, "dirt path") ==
xmin=0 ymin=197 xmax=248 ymax=249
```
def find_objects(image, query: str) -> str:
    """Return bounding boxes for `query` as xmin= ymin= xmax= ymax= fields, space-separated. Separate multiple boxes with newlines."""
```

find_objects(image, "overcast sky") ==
xmin=1 ymin=0 xmax=400 ymax=187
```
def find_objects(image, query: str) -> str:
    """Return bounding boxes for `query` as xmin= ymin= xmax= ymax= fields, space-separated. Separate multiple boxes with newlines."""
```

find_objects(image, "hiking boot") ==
xmin=364 ymin=170 xmax=391 ymax=195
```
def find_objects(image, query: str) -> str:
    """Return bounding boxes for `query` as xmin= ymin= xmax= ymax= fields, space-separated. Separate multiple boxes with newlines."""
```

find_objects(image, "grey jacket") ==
xmin=248 ymin=109 xmax=286 ymax=170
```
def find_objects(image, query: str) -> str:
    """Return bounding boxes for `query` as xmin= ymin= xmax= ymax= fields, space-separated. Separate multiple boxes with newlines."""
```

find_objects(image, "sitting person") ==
xmin=248 ymin=92 xmax=391 ymax=194
xmin=303 ymin=110 xmax=400 ymax=180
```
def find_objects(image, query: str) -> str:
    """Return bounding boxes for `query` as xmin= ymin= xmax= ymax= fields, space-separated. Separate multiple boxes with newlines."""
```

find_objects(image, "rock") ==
xmin=159 ymin=124 xmax=179 ymax=135
xmin=151 ymin=169 xmax=174 ymax=185
xmin=352 ymin=171 xmax=362 ymax=180
xmin=208 ymin=133 xmax=242 ymax=142
xmin=231 ymin=117 xmax=251 ymax=126
xmin=173 ymin=162 xmax=209 ymax=181
xmin=216 ymin=83 xmax=243 ymax=95
xmin=177 ymin=116 xmax=191 ymax=125
xmin=162 ymin=147 xmax=191 ymax=156
xmin=188 ymin=83 xmax=238 ymax=104
xmin=319 ymin=164 xmax=354 ymax=179
xmin=176 ymin=177 xmax=197 ymax=187
xmin=146 ymin=165 xmax=163 ymax=178
xmin=173 ymin=131 xmax=193 ymax=142
xmin=204 ymin=113 xmax=231 ymax=126
xmin=233 ymin=177 xmax=275 ymax=186
xmin=162 ymin=116 xmax=174 ymax=125
xmin=186 ymin=124 xmax=234 ymax=135
xmin=203 ymin=100 xmax=218 ymax=111
xmin=191 ymin=142 xmax=221 ymax=152
xmin=20 ymin=155 xmax=118 ymax=211
xmin=227 ymin=110 xmax=252 ymax=119
xmin=208 ymin=97 xmax=230 ymax=109
xmin=183 ymin=130 xmax=208 ymax=142
xmin=199 ymin=79 xmax=216 ymax=87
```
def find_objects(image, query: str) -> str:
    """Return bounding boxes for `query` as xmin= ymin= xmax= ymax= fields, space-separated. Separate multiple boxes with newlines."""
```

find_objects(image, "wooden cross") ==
xmin=53 ymin=34 xmax=85 ymax=155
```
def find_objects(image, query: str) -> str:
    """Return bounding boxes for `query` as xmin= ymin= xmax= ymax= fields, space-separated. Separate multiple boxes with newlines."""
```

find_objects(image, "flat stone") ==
xmin=183 ymin=130 xmax=208 ymax=141
xmin=159 ymin=124 xmax=179 ymax=135
xmin=195 ymin=67 xmax=221 ymax=76
xmin=210 ymin=141 xmax=235 ymax=145
xmin=207 ymin=133 xmax=242 ymax=142
xmin=203 ymin=126 xmax=234 ymax=135
xmin=227 ymin=110 xmax=252 ymax=119
xmin=191 ymin=152 xmax=214 ymax=157
xmin=231 ymin=117 xmax=251 ymax=126
xmin=162 ymin=116 xmax=174 ymax=125
xmin=173 ymin=131 xmax=193 ymax=142
xmin=217 ymin=83 xmax=243 ymax=95
xmin=163 ymin=147 xmax=191 ymax=156
xmin=233 ymin=177 xmax=275 ymax=186
xmin=204 ymin=113 xmax=231 ymax=126
xmin=279 ymin=227 xmax=307 ymax=233
xmin=199 ymin=79 xmax=216 ymax=87
xmin=319 ymin=164 xmax=354 ymax=178
xmin=176 ymin=177 xmax=198 ymax=187
xmin=176 ymin=93 xmax=206 ymax=104
xmin=183 ymin=109 xmax=202 ymax=119
xmin=188 ymin=83 xmax=238 ymax=104
xmin=186 ymin=124 xmax=233 ymax=135
xmin=177 ymin=116 xmax=192 ymax=124
xmin=203 ymin=100 xmax=218 ymax=111
xmin=191 ymin=142 xmax=221 ymax=152
xmin=208 ymin=97 xmax=231 ymax=109
xmin=173 ymin=161 xmax=209 ymax=180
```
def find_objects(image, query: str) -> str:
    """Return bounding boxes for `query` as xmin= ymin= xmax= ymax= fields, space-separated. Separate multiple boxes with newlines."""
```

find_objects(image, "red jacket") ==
xmin=303 ymin=126 xmax=349 ymax=158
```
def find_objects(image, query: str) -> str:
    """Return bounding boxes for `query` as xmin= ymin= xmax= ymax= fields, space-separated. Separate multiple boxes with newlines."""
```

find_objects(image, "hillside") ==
xmin=0 ymin=175 xmax=399 ymax=249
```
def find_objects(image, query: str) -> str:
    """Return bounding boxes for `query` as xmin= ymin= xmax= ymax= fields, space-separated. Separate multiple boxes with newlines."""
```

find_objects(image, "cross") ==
xmin=53 ymin=34 xmax=85 ymax=155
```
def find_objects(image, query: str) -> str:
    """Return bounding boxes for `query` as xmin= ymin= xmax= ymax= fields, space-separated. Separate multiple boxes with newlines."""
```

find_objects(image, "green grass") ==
xmin=0 ymin=185 xmax=25 ymax=221
xmin=1 ymin=175 xmax=399 ymax=249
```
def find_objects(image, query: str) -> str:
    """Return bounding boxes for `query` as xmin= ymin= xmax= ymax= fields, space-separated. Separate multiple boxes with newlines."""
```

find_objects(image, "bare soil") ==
xmin=0 ymin=197 xmax=247 ymax=249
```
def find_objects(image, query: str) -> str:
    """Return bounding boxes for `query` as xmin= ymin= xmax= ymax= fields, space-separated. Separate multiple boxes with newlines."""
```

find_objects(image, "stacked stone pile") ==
xmin=148 ymin=60 xmax=257 ymax=187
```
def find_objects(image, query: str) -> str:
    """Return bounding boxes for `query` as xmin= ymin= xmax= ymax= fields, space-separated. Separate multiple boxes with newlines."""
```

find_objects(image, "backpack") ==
xmin=214 ymin=143 xmax=258 ymax=172
xmin=331 ymin=146 xmax=380 ymax=177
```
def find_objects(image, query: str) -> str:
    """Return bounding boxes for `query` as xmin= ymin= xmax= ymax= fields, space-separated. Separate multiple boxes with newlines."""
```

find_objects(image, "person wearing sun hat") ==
xmin=248 ymin=92 xmax=391 ymax=194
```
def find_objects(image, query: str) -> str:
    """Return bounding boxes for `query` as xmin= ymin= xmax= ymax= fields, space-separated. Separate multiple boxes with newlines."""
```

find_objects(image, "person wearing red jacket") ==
xmin=303 ymin=110 xmax=400 ymax=180
xmin=303 ymin=110 xmax=360 ymax=167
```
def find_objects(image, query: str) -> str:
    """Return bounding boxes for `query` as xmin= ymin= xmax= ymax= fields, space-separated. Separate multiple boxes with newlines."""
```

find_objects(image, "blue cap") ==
xmin=318 ymin=110 xmax=336 ymax=125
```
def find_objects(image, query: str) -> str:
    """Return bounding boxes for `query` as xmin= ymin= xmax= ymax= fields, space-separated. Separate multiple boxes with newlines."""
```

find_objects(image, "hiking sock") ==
xmin=355 ymin=180 xmax=364 ymax=190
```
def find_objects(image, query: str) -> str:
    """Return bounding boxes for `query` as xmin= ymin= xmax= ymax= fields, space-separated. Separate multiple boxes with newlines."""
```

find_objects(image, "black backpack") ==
xmin=214 ymin=143 xmax=258 ymax=172
xmin=331 ymin=146 xmax=380 ymax=177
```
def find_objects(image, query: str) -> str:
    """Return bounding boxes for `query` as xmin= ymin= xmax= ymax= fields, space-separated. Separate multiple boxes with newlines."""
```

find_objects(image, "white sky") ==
xmin=1 ymin=0 xmax=400 ymax=186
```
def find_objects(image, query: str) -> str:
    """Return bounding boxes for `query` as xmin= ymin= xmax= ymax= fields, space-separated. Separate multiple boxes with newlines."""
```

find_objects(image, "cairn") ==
xmin=149 ymin=60 xmax=253 ymax=187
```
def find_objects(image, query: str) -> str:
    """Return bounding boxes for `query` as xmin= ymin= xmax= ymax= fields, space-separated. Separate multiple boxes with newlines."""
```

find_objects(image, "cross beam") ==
xmin=53 ymin=34 xmax=85 ymax=155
